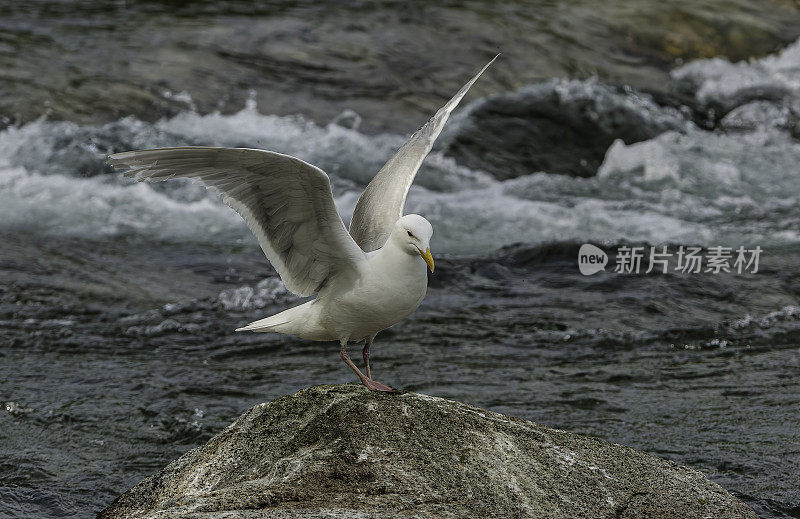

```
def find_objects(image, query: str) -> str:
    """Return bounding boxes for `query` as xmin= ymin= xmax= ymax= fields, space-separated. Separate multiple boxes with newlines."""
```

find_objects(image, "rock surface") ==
xmin=99 ymin=385 xmax=757 ymax=519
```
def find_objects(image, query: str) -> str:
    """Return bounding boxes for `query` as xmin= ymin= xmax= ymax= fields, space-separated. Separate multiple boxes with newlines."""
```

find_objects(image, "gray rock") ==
xmin=438 ymin=80 xmax=688 ymax=180
xmin=99 ymin=385 xmax=757 ymax=519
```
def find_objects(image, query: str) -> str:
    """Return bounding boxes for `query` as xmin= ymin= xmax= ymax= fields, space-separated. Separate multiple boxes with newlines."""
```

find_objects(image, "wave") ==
xmin=2 ymin=39 xmax=800 ymax=254
xmin=672 ymin=37 xmax=800 ymax=114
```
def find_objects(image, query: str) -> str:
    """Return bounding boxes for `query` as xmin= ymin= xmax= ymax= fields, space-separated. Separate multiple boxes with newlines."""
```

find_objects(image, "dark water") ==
xmin=2 ymin=2 xmax=800 ymax=519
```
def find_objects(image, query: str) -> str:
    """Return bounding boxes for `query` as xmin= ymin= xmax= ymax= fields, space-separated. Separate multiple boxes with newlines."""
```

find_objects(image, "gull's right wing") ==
xmin=348 ymin=55 xmax=498 ymax=252
xmin=108 ymin=147 xmax=366 ymax=297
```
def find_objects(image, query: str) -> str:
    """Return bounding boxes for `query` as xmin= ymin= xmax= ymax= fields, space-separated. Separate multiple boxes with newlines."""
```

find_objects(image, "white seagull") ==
xmin=108 ymin=56 xmax=496 ymax=392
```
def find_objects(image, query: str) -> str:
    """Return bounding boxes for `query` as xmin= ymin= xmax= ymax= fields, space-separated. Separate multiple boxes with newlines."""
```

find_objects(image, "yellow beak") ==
xmin=418 ymin=247 xmax=435 ymax=272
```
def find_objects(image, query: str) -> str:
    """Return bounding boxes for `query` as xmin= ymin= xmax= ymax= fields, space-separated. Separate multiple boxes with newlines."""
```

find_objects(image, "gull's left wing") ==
xmin=348 ymin=55 xmax=498 ymax=252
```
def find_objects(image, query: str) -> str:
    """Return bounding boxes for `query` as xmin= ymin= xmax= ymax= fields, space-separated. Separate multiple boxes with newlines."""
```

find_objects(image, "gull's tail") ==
xmin=235 ymin=301 xmax=311 ymax=332
xmin=235 ymin=312 xmax=292 ymax=333
xmin=235 ymin=300 xmax=330 ymax=340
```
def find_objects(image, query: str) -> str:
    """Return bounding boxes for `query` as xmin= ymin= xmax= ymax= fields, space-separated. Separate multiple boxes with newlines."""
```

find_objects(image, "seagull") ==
xmin=108 ymin=56 xmax=497 ymax=392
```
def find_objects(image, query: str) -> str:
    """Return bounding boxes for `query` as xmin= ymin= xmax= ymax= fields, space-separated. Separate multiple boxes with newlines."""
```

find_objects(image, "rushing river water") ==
xmin=1 ymin=2 xmax=800 ymax=518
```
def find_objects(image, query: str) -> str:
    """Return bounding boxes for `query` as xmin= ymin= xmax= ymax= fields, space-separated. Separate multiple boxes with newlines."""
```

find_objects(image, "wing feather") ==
xmin=108 ymin=146 xmax=365 ymax=296
xmin=348 ymin=55 xmax=498 ymax=252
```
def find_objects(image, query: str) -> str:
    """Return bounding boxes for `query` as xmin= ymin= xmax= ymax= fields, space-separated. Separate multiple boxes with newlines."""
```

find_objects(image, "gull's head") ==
xmin=393 ymin=214 xmax=434 ymax=272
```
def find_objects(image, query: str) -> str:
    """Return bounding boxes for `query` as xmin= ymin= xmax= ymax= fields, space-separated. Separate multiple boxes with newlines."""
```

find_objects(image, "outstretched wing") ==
xmin=348 ymin=55 xmax=498 ymax=252
xmin=108 ymin=147 xmax=365 ymax=297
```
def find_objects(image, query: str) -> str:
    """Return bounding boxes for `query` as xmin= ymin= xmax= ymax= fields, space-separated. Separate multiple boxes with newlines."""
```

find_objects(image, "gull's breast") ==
xmin=325 ymin=262 xmax=428 ymax=340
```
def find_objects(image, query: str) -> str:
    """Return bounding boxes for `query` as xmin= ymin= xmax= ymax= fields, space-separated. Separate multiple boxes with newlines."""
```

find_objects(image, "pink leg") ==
xmin=340 ymin=340 xmax=394 ymax=392
xmin=362 ymin=338 xmax=372 ymax=380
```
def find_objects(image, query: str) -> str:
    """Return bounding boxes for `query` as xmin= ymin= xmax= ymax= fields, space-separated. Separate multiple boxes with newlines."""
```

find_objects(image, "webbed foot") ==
xmin=362 ymin=379 xmax=396 ymax=393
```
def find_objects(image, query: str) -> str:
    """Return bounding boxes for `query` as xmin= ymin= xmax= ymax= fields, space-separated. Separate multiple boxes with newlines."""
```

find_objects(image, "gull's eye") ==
xmin=407 ymin=230 xmax=414 ymax=237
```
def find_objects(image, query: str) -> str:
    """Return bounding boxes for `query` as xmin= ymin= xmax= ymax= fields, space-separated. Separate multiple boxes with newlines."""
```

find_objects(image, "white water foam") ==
xmin=2 ymin=41 xmax=800 ymax=253
xmin=672 ymin=37 xmax=800 ymax=110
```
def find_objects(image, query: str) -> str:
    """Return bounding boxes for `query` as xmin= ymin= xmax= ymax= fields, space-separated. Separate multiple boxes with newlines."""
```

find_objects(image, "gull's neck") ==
xmin=369 ymin=237 xmax=426 ymax=279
